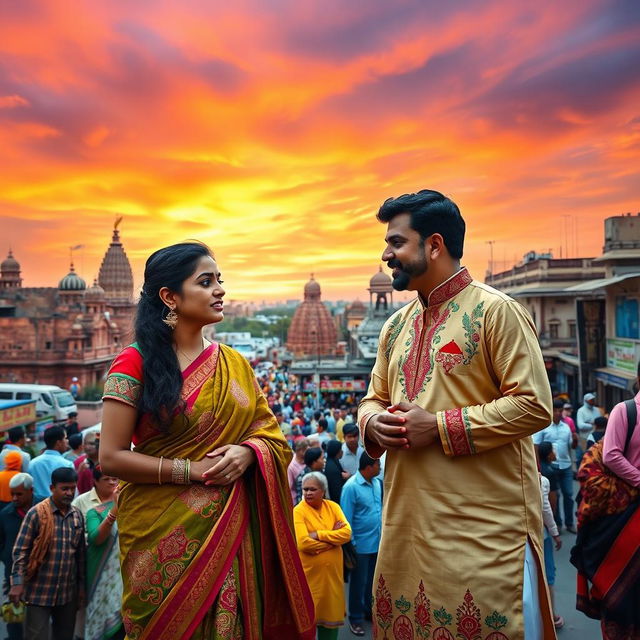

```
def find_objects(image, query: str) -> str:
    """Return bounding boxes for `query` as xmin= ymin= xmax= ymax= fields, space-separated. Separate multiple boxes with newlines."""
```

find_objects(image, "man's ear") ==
xmin=427 ymin=233 xmax=446 ymax=259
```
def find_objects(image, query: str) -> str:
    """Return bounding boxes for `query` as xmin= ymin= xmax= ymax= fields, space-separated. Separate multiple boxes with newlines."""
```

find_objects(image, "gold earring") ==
xmin=162 ymin=308 xmax=178 ymax=329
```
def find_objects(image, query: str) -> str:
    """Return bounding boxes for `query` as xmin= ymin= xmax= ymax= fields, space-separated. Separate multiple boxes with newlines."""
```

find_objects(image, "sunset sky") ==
xmin=1 ymin=1 xmax=639 ymax=302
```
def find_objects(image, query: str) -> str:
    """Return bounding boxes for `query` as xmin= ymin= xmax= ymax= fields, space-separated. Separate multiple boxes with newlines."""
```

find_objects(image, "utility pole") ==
xmin=486 ymin=240 xmax=495 ymax=278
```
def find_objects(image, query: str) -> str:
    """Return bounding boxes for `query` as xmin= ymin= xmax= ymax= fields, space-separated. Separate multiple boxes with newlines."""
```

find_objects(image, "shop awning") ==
xmin=566 ymin=272 xmax=640 ymax=293
xmin=594 ymin=367 xmax=636 ymax=391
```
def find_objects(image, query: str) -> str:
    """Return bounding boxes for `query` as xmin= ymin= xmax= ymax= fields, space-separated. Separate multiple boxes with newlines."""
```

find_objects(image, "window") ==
xmin=0 ymin=392 xmax=12 ymax=399
xmin=549 ymin=324 xmax=559 ymax=339
xmin=16 ymin=392 xmax=32 ymax=400
xmin=616 ymin=297 xmax=639 ymax=339
xmin=45 ymin=341 xmax=52 ymax=349
xmin=569 ymin=322 xmax=577 ymax=339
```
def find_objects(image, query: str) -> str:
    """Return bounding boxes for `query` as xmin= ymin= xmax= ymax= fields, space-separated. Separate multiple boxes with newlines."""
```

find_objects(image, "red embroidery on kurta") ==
xmin=456 ymin=590 xmax=482 ymax=640
xmin=443 ymin=408 xmax=473 ymax=456
xmin=414 ymin=580 xmax=431 ymax=638
xmin=373 ymin=578 xmax=512 ymax=640
xmin=402 ymin=307 xmax=451 ymax=401
xmin=375 ymin=574 xmax=393 ymax=637
xmin=428 ymin=268 xmax=472 ymax=307
xmin=435 ymin=340 xmax=464 ymax=374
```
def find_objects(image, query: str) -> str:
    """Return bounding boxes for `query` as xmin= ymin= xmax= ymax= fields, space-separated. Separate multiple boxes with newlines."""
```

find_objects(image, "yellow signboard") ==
xmin=0 ymin=401 xmax=37 ymax=432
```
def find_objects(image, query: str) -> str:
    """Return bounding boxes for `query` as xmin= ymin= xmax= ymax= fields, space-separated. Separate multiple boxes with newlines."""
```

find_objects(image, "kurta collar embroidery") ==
xmin=419 ymin=267 xmax=472 ymax=308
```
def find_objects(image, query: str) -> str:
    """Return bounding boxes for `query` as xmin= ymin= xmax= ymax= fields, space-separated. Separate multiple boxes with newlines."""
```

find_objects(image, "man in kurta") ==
xmin=358 ymin=189 xmax=555 ymax=640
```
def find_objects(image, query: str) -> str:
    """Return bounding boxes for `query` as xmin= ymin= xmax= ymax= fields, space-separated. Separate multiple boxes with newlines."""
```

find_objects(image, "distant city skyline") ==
xmin=1 ymin=1 xmax=638 ymax=301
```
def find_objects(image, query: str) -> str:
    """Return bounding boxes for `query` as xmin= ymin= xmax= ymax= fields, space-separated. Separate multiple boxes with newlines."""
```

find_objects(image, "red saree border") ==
xmin=238 ymin=522 xmax=261 ymax=640
xmin=244 ymin=438 xmax=316 ymax=639
xmin=591 ymin=506 xmax=640 ymax=602
xmin=140 ymin=481 xmax=248 ymax=640
xmin=181 ymin=343 xmax=219 ymax=404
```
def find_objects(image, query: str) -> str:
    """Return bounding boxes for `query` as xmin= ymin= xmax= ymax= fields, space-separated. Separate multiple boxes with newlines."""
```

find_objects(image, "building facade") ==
xmin=0 ymin=223 xmax=136 ymax=390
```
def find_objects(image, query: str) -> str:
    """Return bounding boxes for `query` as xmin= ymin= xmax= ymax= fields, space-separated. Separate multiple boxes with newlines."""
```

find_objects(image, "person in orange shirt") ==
xmin=0 ymin=451 xmax=22 ymax=508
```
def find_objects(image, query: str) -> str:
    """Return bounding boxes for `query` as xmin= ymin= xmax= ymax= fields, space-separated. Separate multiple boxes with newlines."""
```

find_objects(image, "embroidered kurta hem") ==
xmin=358 ymin=267 xmax=555 ymax=640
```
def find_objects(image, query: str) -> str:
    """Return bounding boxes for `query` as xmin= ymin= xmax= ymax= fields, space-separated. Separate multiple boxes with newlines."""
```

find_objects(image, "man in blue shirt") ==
xmin=533 ymin=398 xmax=575 ymax=533
xmin=340 ymin=452 xmax=382 ymax=637
xmin=28 ymin=426 xmax=73 ymax=502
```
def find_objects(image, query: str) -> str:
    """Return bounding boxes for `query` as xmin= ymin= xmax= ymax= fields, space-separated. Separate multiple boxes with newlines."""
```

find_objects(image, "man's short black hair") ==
xmin=552 ymin=398 xmax=565 ymax=410
xmin=377 ymin=189 xmax=465 ymax=259
xmin=317 ymin=419 xmax=328 ymax=431
xmin=594 ymin=416 xmax=608 ymax=430
xmin=343 ymin=424 xmax=359 ymax=437
xmin=7 ymin=426 xmax=25 ymax=443
xmin=44 ymin=426 xmax=66 ymax=449
xmin=51 ymin=467 xmax=77 ymax=486
xmin=68 ymin=433 xmax=83 ymax=450
xmin=359 ymin=452 xmax=377 ymax=470
xmin=68 ymin=412 xmax=78 ymax=418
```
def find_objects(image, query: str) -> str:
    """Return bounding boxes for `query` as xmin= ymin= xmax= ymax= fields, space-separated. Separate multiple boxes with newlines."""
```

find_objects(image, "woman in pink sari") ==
xmin=100 ymin=242 xmax=314 ymax=640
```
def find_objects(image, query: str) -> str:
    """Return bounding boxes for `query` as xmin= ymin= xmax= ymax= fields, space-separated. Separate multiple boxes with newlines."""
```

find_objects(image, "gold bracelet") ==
xmin=158 ymin=456 xmax=164 ymax=485
xmin=172 ymin=458 xmax=190 ymax=485
xmin=185 ymin=458 xmax=192 ymax=484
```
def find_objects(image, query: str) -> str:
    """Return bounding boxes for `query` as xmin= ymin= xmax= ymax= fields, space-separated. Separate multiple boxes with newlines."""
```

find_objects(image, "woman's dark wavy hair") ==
xmin=135 ymin=242 xmax=212 ymax=430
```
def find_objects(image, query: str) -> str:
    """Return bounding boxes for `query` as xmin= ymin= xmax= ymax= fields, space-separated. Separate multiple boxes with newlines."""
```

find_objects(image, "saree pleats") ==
xmin=116 ymin=344 xmax=314 ymax=640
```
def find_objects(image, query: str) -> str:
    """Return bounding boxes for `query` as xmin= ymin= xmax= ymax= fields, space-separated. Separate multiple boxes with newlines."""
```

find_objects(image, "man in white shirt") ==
xmin=340 ymin=424 xmax=364 ymax=477
xmin=576 ymin=392 xmax=600 ymax=468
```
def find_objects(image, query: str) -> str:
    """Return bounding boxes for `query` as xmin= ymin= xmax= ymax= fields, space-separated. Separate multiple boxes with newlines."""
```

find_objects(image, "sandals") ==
xmin=349 ymin=622 xmax=365 ymax=636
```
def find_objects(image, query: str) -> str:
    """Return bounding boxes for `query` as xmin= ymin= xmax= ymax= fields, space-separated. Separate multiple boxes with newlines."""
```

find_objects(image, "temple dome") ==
xmin=304 ymin=275 xmax=321 ymax=300
xmin=369 ymin=265 xmax=393 ymax=292
xmin=59 ymin=263 xmax=86 ymax=291
xmin=287 ymin=275 xmax=337 ymax=358
xmin=1 ymin=250 xmax=20 ymax=274
xmin=84 ymin=279 xmax=106 ymax=302
xmin=98 ymin=223 xmax=134 ymax=303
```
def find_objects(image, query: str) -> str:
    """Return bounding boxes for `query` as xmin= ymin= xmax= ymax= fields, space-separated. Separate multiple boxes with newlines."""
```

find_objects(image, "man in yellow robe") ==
xmin=358 ymin=189 xmax=555 ymax=640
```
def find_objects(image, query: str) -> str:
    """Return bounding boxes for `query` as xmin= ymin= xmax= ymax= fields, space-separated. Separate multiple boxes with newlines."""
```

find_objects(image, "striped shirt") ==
xmin=11 ymin=498 xmax=85 ymax=606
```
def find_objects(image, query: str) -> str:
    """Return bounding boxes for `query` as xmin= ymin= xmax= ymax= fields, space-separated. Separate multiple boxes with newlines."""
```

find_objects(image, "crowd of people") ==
xmin=2 ymin=376 xmax=636 ymax=640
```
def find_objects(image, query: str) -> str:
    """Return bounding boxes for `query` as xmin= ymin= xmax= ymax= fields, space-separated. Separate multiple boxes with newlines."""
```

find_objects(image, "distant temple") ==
xmin=286 ymin=275 xmax=338 ymax=358
xmin=0 ymin=221 xmax=136 ymax=388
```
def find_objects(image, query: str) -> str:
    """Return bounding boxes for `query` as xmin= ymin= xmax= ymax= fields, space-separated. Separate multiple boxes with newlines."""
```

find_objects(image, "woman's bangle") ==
xmin=158 ymin=456 xmax=164 ymax=485
xmin=106 ymin=511 xmax=116 ymax=524
xmin=171 ymin=458 xmax=191 ymax=485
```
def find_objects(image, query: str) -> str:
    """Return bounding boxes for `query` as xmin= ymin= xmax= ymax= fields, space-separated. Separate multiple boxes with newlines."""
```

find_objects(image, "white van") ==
xmin=0 ymin=384 xmax=77 ymax=421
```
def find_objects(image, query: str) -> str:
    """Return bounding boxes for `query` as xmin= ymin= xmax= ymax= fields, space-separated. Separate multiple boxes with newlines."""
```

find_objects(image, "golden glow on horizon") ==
xmin=0 ymin=1 xmax=638 ymax=300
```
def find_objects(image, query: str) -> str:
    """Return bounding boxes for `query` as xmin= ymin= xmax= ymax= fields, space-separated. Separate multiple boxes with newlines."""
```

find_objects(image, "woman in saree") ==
xmin=100 ymin=242 xmax=315 ymax=640
xmin=85 ymin=467 xmax=123 ymax=640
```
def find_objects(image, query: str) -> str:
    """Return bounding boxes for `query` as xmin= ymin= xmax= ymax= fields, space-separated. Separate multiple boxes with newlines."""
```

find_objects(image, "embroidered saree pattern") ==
xmin=104 ymin=343 xmax=315 ymax=640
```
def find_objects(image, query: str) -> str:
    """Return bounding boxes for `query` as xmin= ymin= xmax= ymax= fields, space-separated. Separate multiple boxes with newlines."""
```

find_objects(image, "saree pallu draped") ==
xmin=86 ymin=502 xmax=123 ymax=640
xmin=571 ymin=442 xmax=640 ymax=640
xmin=103 ymin=343 xmax=315 ymax=640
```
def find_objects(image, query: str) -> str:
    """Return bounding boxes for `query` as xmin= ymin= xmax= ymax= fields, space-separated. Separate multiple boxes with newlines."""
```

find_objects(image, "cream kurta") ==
xmin=358 ymin=267 xmax=554 ymax=640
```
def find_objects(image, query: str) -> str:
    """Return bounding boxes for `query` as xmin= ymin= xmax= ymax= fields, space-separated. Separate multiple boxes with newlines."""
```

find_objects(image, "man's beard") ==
xmin=387 ymin=251 xmax=427 ymax=291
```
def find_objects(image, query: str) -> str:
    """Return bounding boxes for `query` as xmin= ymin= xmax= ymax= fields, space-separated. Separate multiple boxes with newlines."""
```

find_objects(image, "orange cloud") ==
xmin=0 ymin=0 xmax=638 ymax=301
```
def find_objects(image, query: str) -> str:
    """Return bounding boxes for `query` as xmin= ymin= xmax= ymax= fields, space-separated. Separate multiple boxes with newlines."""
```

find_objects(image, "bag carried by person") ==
xmin=575 ymin=399 xmax=639 ymax=527
xmin=1 ymin=601 xmax=25 ymax=624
